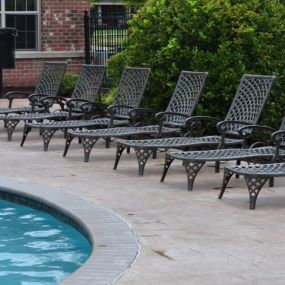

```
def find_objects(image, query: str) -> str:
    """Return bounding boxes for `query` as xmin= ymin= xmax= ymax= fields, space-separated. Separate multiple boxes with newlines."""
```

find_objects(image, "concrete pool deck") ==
xmin=1 ymin=100 xmax=285 ymax=284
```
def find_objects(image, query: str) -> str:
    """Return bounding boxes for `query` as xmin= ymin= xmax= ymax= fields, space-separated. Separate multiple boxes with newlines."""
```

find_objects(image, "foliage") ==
xmin=108 ymin=0 xmax=285 ymax=128
xmin=58 ymin=73 xmax=78 ymax=98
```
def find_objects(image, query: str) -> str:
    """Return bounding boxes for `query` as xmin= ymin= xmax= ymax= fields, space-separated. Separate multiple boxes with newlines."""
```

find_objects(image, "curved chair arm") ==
xmin=271 ymin=130 xmax=285 ymax=146
xmin=106 ymin=105 xmax=134 ymax=127
xmin=217 ymin=120 xmax=252 ymax=135
xmin=40 ymin=96 xmax=67 ymax=112
xmin=65 ymin=98 xmax=91 ymax=110
xmin=154 ymin=112 xmax=190 ymax=136
xmin=186 ymin=116 xmax=220 ymax=127
xmin=238 ymin=124 xmax=276 ymax=148
xmin=29 ymin=93 xmax=50 ymax=112
xmin=270 ymin=130 xmax=285 ymax=160
xmin=79 ymin=101 xmax=107 ymax=118
xmin=129 ymin=108 xmax=157 ymax=126
xmin=185 ymin=116 xmax=220 ymax=136
xmin=239 ymin=124 xmax=276 ymax=139
xmin=155 ymin=111 xmax=190 ymax=124
xmin=6 ymin=91 xmax=30 ymax=108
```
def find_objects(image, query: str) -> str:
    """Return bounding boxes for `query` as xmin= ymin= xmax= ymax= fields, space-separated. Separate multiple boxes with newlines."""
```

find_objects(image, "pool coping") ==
xmin=0 ymin=177 xmax=140 ymax=285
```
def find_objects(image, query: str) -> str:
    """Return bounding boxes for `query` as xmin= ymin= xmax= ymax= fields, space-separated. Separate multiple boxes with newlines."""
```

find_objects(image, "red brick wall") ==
xmin=41 ymin=0 xmax=88 ymax=52
xmin=3 ymin=0 xmax=89 ymax=90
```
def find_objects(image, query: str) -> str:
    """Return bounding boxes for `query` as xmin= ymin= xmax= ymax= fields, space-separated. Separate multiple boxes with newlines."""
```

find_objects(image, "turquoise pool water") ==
xmin=0 ymin=199 xmax=92 ymax=285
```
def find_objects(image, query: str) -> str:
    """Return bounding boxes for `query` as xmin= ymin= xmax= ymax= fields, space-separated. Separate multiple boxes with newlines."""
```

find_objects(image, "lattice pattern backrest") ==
xmin=71 ymin=65 xmax=106 ymax=102
xmin=113 ymin=67 xmax=151 ymax=117
xmin=165 ymin=71 xmax=208 ymax=124
xmin=34 ymin=62 xmax=67 ymax=97
xmin=225 ymin=74 xmax=275 ymax=131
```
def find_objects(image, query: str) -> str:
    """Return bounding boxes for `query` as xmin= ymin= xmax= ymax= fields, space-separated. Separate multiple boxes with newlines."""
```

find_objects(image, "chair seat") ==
xmin=0 ymin=111 xmax=71 ymax=121
xmin=167 ymin=146 xmax=285 ymax=162
xmin=25 ymin=117 xmax=130 ymax=129
xmin=117 ymin=136 xmax=243 ymax=149
xmin=67 ymin=125 xmax=180 ymax=138
xmin=225 ymin=162 xmax=285 ymax=177
xmin=0 ymin=106 xmax=43 ymax=114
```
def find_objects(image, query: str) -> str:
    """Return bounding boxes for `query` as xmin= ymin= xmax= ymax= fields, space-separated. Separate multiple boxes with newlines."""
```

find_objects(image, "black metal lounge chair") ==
xmin=64 ymin=71 xmax=208 ymax=162
xmin=114 ymin=74 xmax=275 ymax=176
xmin=219 ymin=163 xmax=285 ymax=209
xmin=1 ymin=64 xmax=106 ymax=141
xmin=0 ymin=61 xmax=67 ymax=114
xmin=20 ymin=67 xmax=151 ymax=150
xmin=218 ymin=127 xmax=285 ymax=209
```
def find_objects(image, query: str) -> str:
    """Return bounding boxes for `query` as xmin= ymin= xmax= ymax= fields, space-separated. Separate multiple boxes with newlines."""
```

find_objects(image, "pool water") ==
xmin=0 ymin=199 xmax=92 ymax=285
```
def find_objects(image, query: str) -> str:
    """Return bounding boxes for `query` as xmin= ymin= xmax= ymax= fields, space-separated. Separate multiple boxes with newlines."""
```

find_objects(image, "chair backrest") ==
xmin=112 ymin=67 xmax=151 ymax=116
xmin=165 ymin=71 xmax=208 ymax=125
xmin=225 ymin=74 xmax=275 ymax=131
xmin=34 ymin=62 xmax=67 ymax=97
xmin=71 ymin=65 xmax=106 ymax=102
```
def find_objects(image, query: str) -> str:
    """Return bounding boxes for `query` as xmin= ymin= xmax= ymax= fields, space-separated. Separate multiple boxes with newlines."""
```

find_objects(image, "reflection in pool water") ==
xmin=0 ymin=199 xmax=92 ymax=285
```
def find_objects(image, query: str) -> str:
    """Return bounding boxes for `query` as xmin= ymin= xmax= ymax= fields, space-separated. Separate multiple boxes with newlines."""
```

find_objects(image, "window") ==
xmin=0 ymin=0 xmax=39 ymax=50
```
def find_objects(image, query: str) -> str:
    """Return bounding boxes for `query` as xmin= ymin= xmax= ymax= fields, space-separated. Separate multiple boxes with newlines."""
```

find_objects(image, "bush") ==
xmin=58 ymin=73 xmax=79 ymax=97
xmin=108 ymin=0 xmax=285 ymax=128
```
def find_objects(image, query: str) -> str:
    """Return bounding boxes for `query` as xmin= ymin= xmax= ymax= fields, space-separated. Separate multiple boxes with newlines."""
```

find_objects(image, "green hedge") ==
xmin=108 ymin=0 xmax=285 ymax=128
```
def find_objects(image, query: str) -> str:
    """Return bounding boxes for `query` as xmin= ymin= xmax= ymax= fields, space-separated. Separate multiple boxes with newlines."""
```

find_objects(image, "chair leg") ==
xmin=20 ymin=124 xmax=32 ymax=147
xmin=105 ymin=137 xmax=111 ymax=148
xmin=63 ymin=134 xmax=75 ymax=157
xmin=218 ymin=169 xmax=234 ymax=199
xmin=215 ymin=161 xmax=220 ymax=173
xmin=41 ymin=129 xmax=57 ymax=151
xmin=113 ymin=144 xmax=126 ymax=170
xmin=244 ymin=176 xmax=268 ymax=209
xmin=183 ymin=160 xmax=205 ymax=191
xmin=82 ymin=137 xmax=99 ymax=162
xmin=160 ymin=155 xmax=174 ymax=182
xmin=134 ymin=147 xmax=153 ymax=176
xmin=269 ymin=177 xmax=274 ymax=187
xmin=5 ymin=120 xmax=19 ymax=141
xmin=235 ymin=160 xmax=241 ymax=178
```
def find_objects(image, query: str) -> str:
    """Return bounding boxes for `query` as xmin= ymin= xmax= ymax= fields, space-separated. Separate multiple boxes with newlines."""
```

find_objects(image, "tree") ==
xmin=109 ymin=0 xmax=285 ymax=127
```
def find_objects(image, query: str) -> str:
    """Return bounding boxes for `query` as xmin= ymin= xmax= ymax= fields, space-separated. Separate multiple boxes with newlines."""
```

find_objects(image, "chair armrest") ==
xmin=155 ymin=111 xmax=190 ymax=124
xmin=217 ymin=120 xmax=252 ymax=135
xmin=79 ymin=102 xmax=107 ymax=117
xmin=65 ymin=98 xmax=90 ymax=110
xmin=128 ymin=108 xmax=157 ymax=126
xmin=185 ymin=116 xmax=220 ymax=136
xmin=238 ymin=124 xmax=276 ymax=148
xmin=271 ymin=130 xmax=285 ymax=146
xmin=239 ymin=124 xmax=276 ymax=138
xmin=106 ymin=104 xmax=134 ymax=115
xmin=106 ymin=105 xmax=134 ymax=127
xmin=29 ymin=93 xmax=50 ymax=112
xmin=40 ymin=96 xmax=67 ymax=112
xmin=6 ymin=91 xmax=30 ymax=108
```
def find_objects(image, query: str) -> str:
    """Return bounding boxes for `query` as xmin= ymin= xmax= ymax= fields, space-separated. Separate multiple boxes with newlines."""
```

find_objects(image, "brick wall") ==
xmin=3 ymin=0 xmax=89 ymax=91
xmin=41 ymin=0 xmax=87 ymax=52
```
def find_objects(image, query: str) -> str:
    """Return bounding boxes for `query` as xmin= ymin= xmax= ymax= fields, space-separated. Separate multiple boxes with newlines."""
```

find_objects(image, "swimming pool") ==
xmin=0 ymin=199 xmax=91 ymax=285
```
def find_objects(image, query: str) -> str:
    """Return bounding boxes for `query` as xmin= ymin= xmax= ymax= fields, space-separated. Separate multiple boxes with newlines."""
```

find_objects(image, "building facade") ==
xmin=1 ymin=0 xmax=89 ymax=89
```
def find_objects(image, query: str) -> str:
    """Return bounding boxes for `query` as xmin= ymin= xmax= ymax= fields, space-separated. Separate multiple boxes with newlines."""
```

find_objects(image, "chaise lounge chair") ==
xmin=1 ymin=64 xmax=106 ymax=141
xmin=0 ymin=61 xmax=67 ymax=115
xmin=20 ymin=67 xmax=151 ymax=150
xmin=218 ymin=125 xmax=285 ymax=209
xmin=63 ymin=70 xmax=208 ymax=162
xmin=114 ymin=74 xmax=275 ymax=176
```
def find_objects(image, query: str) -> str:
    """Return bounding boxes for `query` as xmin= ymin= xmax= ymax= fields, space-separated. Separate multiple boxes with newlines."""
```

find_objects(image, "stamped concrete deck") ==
xmin=1 ymin=100 xmax=285 ymax=285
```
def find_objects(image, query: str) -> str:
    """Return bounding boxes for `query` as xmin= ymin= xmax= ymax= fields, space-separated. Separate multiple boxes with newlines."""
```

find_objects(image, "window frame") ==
xmin=0 ymin=0 xmax=41 ymax=51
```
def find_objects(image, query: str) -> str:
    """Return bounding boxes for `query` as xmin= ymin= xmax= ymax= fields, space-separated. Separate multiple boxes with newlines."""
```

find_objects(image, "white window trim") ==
xmin=0 ymin=0 xmax=41 ymax=51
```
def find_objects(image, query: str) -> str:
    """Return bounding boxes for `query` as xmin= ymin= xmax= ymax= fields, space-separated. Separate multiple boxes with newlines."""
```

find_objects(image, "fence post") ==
xmin=84 ymin=10 xmax=91 ymax=64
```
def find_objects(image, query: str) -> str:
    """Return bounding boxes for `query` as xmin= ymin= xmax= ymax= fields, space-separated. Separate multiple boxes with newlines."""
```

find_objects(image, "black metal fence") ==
xmin=84 ymin=10 xmax=131 ymax=65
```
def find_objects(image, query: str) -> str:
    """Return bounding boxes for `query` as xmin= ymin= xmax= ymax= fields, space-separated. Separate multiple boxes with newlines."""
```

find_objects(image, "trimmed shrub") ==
xmin=108 ymin=0 xmax=285 ymax=127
